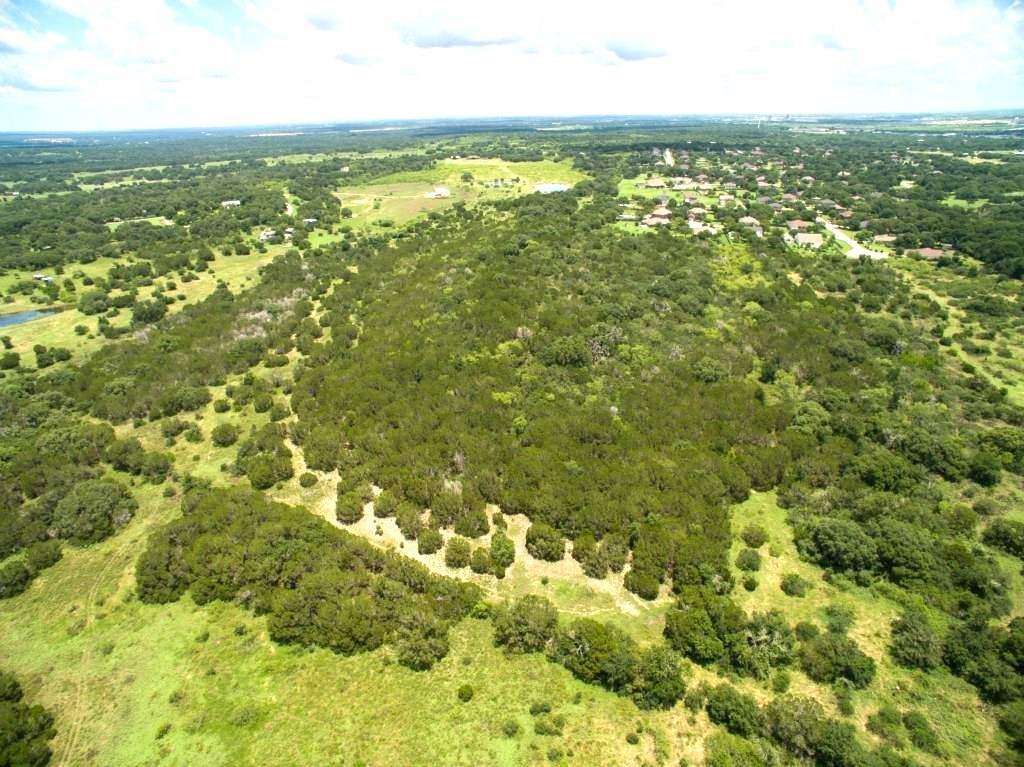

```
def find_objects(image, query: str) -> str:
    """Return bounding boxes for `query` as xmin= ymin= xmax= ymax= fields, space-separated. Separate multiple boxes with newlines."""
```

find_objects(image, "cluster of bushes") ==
xmin=0 ymin=669 xmax=56 ymax=766
xmin=664 ymin=586 xmax=798 ymax=680
xmin=492 ymin=595 xmax=686 ymax=710
xmin=136 ymin=487 xmax=481 ymax=670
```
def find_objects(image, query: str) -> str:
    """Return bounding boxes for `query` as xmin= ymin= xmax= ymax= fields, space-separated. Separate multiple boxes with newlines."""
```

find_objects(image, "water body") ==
xmin=534 ymin=183 xmax=570 ymax=194
xmin=0 ymin=309 xmax=57 ymax=328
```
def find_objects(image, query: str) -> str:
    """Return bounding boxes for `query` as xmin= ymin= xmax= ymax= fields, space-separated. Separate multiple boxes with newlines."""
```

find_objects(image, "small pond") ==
xmin=0 ymin=309 xmax=58 ymax=328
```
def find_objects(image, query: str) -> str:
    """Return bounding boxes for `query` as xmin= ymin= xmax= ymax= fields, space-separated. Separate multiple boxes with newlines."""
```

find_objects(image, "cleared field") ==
xmin=329 ymin=158 xmax=587 ymax=232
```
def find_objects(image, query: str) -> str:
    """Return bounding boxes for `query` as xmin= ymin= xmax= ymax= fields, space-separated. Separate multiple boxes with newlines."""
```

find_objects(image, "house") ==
xmin=32 ymin=273 xmax=46 ymax=281
xmin=258 ymin=229 xmax=277 ymax=242
xmin=651 ymin=205 xmax=673 ymax=218
xmin=786 ymin=219 xmax=811 ymax=231
xmin=873 ymin=234 xmax=898 ymax=244
xmin=221 ymin=200 xmax=241 ymax=208
xmin=688 ymin=220 xmax=719 ymax=235
xmin=795 ymin=232 xmax=824 ymax=249
xmin=643 ymin=178 xmax=667 ymax=189
xmin=781 ymin=193 xmax=799 ymax=202
xmin=640 ymin=214 xmax=671 ymax=227
xmin=425 ymin=187 xmax=451 ymax=199
xmin=910 ymin=247 xmax=946 ymax=259
xmin=718 ymin=194 xmax=735 ymax=205
xmin=817 ymin=199 xmax=837 ymax=209
xmin=738 ymin=216 xmax=760 ymax=227
xmin=303 ymin=218 xmax=318 ymax=225
xmin=687 ymin=207 xmax=708 ymax=218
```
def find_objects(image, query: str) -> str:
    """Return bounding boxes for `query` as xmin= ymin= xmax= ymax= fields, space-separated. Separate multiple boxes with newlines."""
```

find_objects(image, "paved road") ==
xmin=817 ymin=218 xmax=887 ymax=259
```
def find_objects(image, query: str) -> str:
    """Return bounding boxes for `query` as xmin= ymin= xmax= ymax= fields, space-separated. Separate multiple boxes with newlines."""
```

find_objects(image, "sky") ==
xmin=0 ymin=0 xmax=1023 ymax=131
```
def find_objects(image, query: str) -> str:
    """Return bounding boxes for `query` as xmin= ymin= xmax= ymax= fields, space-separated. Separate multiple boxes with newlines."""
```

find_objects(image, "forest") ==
xmin=0 ymin=117 xmax=1022 ymax=767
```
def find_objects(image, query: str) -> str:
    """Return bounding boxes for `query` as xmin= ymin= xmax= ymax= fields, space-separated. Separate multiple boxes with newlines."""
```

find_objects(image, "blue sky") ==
xmin=1 ymin=0 xmax=1023 ymax=131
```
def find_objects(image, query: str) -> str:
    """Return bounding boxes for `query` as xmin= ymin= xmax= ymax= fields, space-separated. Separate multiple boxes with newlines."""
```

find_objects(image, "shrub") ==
xmin=800 ymin=633 xmax=875 ymax=688
xmin=502 ymin=719 xmax=520 ymax=737
xmin=631 ymin=645 xmax=686 ymax=710
xmin=705 ymin=684 xmax=763 ymax=737
xmin=889 ymin=609 xmax=940 ymax=671
xmin=445 ymin=536 xmax=471 ymax=569
xmin=489 ymin=531 xmax=515 ymax=575
xmin=469 ymin=548 xmax=492 ymax=574
xmin=736 ymin=548 xmax=762 ymax=572
xmin=395 ymin=503 xmax=423 ymax=540
xmin=53 ymin=478 xmax=138 ymax=543
xmin=373 ymin=491 xmax=398 ymax=518
xmin=741 ymin=524 xmax=769 ymax=548
xmin=780 ymin=573 xmax=810 ymax=597
xmin=526 ymin=522 xmax=564 ymax=562
xmin=24 ymin=540 xmax=62 ymax=574
xmin=902 ymin=710 xmax=941 ymax=754
xmin=457 ymin=684 xmax=474 ymax=702
xmin=416 ymin=527 xmax=443 ymax=555
xmin=493 ymin=595 xmax=558 ymax=654
xmin=335 ymin=490 xmax=365 ymax=524
xmin=742 ymin=575 xmax=758 ymax=592
xmin=298 ymin=472 xmax=318 ymax=488
xmin=624 ymin=569 xmax=660 ymax=600
xmin=211 ymin=423 xmax=239 ymax=447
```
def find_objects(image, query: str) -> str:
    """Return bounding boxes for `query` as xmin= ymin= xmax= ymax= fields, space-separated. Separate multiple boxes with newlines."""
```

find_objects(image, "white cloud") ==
xmin=0 ymin=0 xmax=1020 ymax=129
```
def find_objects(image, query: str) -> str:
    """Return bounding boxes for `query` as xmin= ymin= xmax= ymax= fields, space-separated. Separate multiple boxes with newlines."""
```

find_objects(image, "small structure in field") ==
xmin=220 ymin=199 xmax=241 ymax=208
xmin=425 ymin=187 xmax=451 ymax=199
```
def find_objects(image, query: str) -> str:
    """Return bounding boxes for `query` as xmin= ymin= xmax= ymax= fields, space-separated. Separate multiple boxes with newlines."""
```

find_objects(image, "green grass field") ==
xmin=727 ymin=492 xmax=1002 ymax=765
xmin=0 ymin=247 xmax=278 ymax=370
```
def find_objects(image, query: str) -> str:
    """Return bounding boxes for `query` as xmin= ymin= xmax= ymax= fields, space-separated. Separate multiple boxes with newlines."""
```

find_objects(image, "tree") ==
xmin=444 ymin=536 xmax=471 ymax=569
xmin=764 ymin=695 xmax=825 ymax=759
xmin=889 ymin=609 xmax=940 ymax=671
xmin=736 ymin=548 xmax=762 ymax=572
xmin=0 ymin=351 xmax=18 ymax=370
xmin=335 ymin=490 xmax=365 ymax=524
xmin=211 ymin=423 xmax=239 ymax=447
xmin=800 ymin=633 xmax=876 ymax=688
xmin=416 ymin=527 xmax=443 ymax=555
xmin=493 ymin=595 xmax=558 ymax=654
xmin=525 ymin=522 xmax=564 ymax=562
xmin=705 ymin=684 xmax=763 ymax=737
xmin=741 ymin=524 xmax=769 ymax=548
xmin=0 ymin=669 xmax=56 ymax=767
xmin=631 ymin=645 xmax=686 ymax=710
xmin=489 ymin=531 xmax=515 ymax=575
xmin=395 ymin=612 xmax=450 ymax=670
xmin=469 ymin=547 xmax=491 ymax=574
xmin=53 ymin=479 xmax=137 ymax=544
xmin=549 ymin=618 xmax=637 ymax=693
xmin=664 ymin=606 xmax=724 ymax=664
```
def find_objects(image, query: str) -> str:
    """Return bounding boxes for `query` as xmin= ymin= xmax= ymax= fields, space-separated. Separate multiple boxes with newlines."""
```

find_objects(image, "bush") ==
xmin=373 ymin=491 xmax=398 ymax=518
xmin=417 ymin=527 xmax=443 ymax=555
xmin=624 ymin=569 xmax=660 ymax=600
xmin=211 ymin=423 xmax=239 ymax=447
xmin=25 ymin=540 xmax=62 ymax=574
xmin=213 ymin=398 xmax=230 ymax=413
xmin=631 ymin=645 xmax=686 ymax=710
xmin=780 ymin=573 xmax=810 ymax=597
xmin=395 ymin=503 xmax=423 ymax=540
xmin=493 ymin=595 xmax=558 ymax=654
xmin=469 ymin=548 xmax=492 ymax=574
xmin=445 ymin=537 xmax=471 ymax=569
xmin=526 ymin=522 xmax=564 ymax=562
xmin=902 ymin=710 xmax=941 ymax=754
xmin=741 ymin=524 xmax=769 ymax=548
xmin=489 ymin=531 xmax=515 ymax=575
xmin=502 ymin=719 xmax=520 ymax=737
xmin=800 ymin=633 xmax=875 ymax=688
xmin=889 ymin=609 xmax=940 ymax=671
xmin=335 ymin=490 xmax=365 ymax=524
xmin=0 ymin=351 xmax=19 ymax=370
xmin=705 ymin=684 xmax=762 ymax=737
xmin=736 ymin=548 xmax=762 ymax=572
xmin=53 ymin=478 xmax=138 ymax=544
xmin=983 ymin=518 xmax=1024 ymax=558
xmin=298 ymin=472 xmax=318 ymax=488
xmin=457 ymin=684 xmax=474 ymax=702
